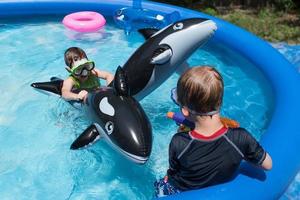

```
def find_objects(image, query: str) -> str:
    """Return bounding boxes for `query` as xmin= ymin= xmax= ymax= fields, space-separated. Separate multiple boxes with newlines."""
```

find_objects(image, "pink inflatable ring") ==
xmin=62 ymin=11 xmax=106 ymax=32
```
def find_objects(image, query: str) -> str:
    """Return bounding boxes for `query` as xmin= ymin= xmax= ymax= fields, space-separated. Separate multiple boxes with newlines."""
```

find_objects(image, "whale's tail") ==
xmin=31 ymin=78 xmax=82 ymax=108
xmin=31 ymin=78 xmax=63 ymax=95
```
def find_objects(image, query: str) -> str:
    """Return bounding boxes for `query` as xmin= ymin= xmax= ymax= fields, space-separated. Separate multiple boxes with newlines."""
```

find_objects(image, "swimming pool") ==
xmin=0 ymin=15 xmax=274 ymax=199
xmin=1 ymin=0 xmax=300 ymax=199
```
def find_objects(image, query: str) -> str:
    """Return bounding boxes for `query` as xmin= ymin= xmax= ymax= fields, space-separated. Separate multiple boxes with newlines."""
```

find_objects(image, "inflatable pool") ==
xmin=1 ymin=0 xmax=299 ymax=199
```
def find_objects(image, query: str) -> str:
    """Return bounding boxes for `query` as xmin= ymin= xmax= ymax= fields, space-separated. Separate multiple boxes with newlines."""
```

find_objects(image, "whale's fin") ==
xmin=151 ymin=44 xmax=173 ymax=65
xmin=31 ymin=79 xmax=63 ymax=95
xmin=70 ymin=124 xmax=101 ymax=150
xmin=114 ymin=66 xmax=130 ymax=96
xmin=138 ymin=28 xmax=159 ymax=40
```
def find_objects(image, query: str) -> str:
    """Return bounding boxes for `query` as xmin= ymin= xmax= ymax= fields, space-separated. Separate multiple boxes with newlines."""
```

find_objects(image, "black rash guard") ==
xmin=167 ymin=127 xmax=266 ymax=191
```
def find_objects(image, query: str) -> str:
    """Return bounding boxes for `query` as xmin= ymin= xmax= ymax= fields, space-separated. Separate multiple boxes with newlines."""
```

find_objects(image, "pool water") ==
xmin=0 ymin=16 xmax=276 ymax=199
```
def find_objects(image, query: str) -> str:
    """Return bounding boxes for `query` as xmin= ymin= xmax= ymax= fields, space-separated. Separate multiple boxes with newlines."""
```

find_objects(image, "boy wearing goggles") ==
xmin=62 ymin=47 xmax=114 ymax=102
xmin=155 ymin=66 xmax=272 ymax=197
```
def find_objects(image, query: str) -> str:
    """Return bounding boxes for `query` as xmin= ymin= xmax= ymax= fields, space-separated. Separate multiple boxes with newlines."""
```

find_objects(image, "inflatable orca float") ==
xmin=31 ymin=18 xmax=217 ymax=164
xmin=114 ymin=5 xmax=181 ymax=34
xmin=31 ymin=67 xmax=152 ymax=164
xmin=114 ymin=0 xmax=181 ymax=34
xmin=117 ymin=18 xmax=217 ymax=100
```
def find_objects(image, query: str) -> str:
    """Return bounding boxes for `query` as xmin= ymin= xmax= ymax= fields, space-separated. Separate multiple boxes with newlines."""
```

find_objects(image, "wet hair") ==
xmin=176 ymin=66 xmax=224 ymax=114
xmin=64 ymin=47 xmax=88 ymax=68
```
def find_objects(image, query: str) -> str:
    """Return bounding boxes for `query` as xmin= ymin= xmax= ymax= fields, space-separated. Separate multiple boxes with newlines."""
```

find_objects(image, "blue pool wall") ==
xmin=1 ymin=0 xmax=300 ymax=199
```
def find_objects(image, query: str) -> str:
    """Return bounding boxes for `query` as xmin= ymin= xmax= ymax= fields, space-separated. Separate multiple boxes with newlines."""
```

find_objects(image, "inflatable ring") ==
xmin=62 ymin=11 xmax=106 ymax=32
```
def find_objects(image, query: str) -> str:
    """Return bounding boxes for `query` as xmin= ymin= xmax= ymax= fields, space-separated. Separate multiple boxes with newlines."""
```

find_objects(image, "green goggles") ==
xmin=70 ymin=60 xmax=95 ymax=76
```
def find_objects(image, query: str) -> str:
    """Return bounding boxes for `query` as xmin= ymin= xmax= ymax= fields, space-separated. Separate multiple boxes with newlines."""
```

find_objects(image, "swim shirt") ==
xmin=167 ymin=127 xmax=266 ymax=191
xmin=70 ymin=73 xmax=100 ymax=90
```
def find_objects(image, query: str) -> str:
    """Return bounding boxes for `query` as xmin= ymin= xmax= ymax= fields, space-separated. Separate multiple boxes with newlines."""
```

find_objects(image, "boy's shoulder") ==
xmin=173 ymin=131 xmax=191 ymax=139
xmin=172 ymin=128 xmax=250 ymax=138
xmin=64 ymin=75 xmax=76 ymax=81
xmin=63 ymin=76 xmax=76 ymax=85
xmin=171 ymin=131 xmax=192 ymax=145
xmin=169 ymin=131 xmax=192 ymax=151
xmin=226 ymin=127 xmax=250 ymax=138
xmin=227 ymin=127 xmax=248 ymax=134
xmin=226 ymin=127 xmax=259 ymax=146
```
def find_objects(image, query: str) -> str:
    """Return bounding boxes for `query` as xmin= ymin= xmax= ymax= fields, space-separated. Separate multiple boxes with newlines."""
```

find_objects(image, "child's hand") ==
xmin=177 ymin=124 xmax=191 ymax=132
xmin=77 ymin=90 xmax=88 ymax=102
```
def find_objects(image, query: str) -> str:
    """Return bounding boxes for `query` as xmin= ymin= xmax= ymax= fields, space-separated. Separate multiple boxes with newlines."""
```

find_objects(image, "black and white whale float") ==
xmin=32 ymin=67 xmax=152 ymax=164
xmin=120 ymin=18 xmax=217 ymax=100
xmin=31 ymin=18 xmax=217 ymax=164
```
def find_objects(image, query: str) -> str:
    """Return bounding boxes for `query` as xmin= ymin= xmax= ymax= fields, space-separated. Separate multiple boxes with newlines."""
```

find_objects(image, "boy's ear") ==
xmin=65 ymin=67 xmax=72 ymax=73
xmin=181 ymin=107 xmax=189 ymax=117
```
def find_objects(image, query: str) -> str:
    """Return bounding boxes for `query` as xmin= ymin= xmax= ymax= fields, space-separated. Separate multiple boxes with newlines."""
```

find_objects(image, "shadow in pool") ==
xmin=235 ymin=162 xmax=267 ymax=181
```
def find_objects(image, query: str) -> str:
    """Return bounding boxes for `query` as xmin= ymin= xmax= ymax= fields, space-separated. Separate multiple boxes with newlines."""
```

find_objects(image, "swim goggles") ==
xmin=171 ymin=87 xmax=219 ymax=116
xmin=69 ymin=58 xmax=95 ymax=76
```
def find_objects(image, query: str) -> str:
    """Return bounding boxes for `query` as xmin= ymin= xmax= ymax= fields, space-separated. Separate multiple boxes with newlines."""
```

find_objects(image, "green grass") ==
xmin=202 ymin=8 xmax=300 ymax=44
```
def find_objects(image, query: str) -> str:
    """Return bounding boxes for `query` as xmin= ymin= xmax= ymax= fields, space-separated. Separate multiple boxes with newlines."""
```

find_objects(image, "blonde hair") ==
xmin=176 ymin=66 xmax=224 ymax=114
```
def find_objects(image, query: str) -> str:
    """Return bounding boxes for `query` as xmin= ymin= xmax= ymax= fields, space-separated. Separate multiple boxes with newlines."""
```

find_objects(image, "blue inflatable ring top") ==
xmin=1 ymin=0 xmax=300 ymax=199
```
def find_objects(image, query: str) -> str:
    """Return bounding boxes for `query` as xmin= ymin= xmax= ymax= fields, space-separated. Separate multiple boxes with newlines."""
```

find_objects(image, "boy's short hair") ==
xmin=64 ymin=47 xmax=88 ymax=68
xmin=176 ymin=66 xmax=224 ymax=114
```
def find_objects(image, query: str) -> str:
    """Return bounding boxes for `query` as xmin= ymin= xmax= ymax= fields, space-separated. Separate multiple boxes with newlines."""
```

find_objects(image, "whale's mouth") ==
xmin=120 ymin=149 xmax=149 ymax=164
xmin=94 ymin=123 xmax=149 ymax=164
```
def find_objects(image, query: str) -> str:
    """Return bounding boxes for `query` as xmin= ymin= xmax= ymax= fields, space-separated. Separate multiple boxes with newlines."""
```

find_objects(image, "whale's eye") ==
xmin=105 ymin=121 xmax=114 ymax=135
xmin=116 ymin=9 xmax=123 ymax=16
xmin=173 ymin=22 xmax=183 ymax=30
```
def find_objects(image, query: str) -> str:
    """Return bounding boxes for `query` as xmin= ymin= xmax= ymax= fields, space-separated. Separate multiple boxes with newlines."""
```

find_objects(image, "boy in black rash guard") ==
xmin=154 ymin=66 xmax=272 ymax=197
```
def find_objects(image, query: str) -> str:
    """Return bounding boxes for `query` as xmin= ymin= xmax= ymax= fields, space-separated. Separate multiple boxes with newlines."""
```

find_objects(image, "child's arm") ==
xmin=241 ymin=129 xmax=273 ymax=170
xmin=93 ymin=68 xmax=114 ymax=85
xmin=261 ymin=153 xmax=272 ymax=170
xmin=61 ymin=77 xmax=88 ymax=101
